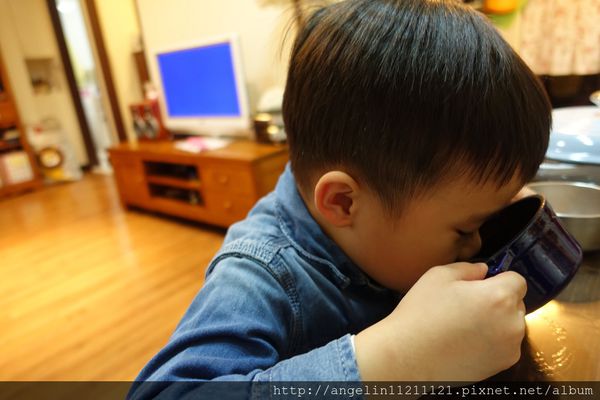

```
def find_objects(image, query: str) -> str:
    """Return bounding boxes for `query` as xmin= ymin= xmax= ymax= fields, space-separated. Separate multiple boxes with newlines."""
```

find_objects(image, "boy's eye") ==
xmin=457 ymin=229 xmax=474 ymax=237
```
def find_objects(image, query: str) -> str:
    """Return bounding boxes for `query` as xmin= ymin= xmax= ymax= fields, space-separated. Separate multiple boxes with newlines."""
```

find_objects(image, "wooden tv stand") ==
xmin=108 ymin=140 xmax=288 ymax=227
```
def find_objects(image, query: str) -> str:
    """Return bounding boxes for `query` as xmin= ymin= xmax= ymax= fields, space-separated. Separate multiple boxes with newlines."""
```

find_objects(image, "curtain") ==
xmin=519 ymin=0 xmax=600 ymax=75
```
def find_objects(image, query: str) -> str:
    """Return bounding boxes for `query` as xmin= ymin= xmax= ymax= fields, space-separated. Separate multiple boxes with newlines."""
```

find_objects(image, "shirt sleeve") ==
xmin=127 ymin=256 xmax=361 ymax=400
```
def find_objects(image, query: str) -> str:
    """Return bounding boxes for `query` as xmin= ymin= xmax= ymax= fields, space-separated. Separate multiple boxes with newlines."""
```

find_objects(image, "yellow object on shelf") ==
xmin=484 ymin=0 xmax=518 ymax=14
xmin=0 ymin=151 xmax=34 ymax=184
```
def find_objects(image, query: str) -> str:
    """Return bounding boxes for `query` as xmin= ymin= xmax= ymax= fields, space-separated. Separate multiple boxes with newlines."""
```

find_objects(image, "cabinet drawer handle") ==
xmin=223 ymin=200 xmax=233 ymax=210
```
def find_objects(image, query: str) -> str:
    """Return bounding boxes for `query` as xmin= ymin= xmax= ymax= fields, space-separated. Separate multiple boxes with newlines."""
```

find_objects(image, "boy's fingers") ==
xmin=485 ymin=271 xmax=528 ymax=300
xmin=518 ymin=300 xmax=526 ymax=317
xmin=442 ymin=262 xmax=488 ymax=281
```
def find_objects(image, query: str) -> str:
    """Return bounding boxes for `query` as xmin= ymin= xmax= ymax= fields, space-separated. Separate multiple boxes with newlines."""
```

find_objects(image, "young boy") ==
xmin=129 ymin=0 xmax=551 ymax=397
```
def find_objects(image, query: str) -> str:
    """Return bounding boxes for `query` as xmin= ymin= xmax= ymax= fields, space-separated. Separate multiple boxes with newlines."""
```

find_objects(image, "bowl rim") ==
xmin=476 ymin=195 xmax=546 ymax=264
xmin=527 ymin=181 xmax=600 ymax=219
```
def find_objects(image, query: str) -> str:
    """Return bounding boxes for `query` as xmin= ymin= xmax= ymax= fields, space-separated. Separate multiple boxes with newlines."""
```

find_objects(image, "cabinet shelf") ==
xmin=146 ymin=175 xmax=201 ymax=190
xmin=0 ymin=177 xmax=40 ymax=196
xmin=0 ymin=140 xmax=22 ymax=151
xmin=0 ymin=52 xmax=42 ymax=198
xmin=144 ymin=160 xmax=198 ymax=180
xmin=148 ymin=183 xmax=203 ymax=206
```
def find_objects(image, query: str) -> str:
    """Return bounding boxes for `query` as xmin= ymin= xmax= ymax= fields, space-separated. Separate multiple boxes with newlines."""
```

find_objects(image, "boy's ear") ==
xmin=313 ymin=171 xmax=359 ymax=227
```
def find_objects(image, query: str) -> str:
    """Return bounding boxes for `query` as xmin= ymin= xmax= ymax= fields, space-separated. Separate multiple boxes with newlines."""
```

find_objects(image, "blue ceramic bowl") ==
xmin=474 ymin=195 xmax=583 ymax=313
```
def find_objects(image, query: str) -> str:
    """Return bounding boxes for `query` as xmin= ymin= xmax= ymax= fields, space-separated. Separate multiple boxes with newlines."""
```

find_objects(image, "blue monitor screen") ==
xmin=157 ymin=42 xmax=241 ymax=117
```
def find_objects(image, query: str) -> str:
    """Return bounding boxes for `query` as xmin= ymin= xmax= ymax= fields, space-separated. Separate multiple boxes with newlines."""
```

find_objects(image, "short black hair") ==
xmin=283 ymin=0 xmax=551 ymax=214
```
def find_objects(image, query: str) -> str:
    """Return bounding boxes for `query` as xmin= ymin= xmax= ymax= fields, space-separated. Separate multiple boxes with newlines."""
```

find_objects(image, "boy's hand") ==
xmin=355 ymin=262 xmax=526 ymax=382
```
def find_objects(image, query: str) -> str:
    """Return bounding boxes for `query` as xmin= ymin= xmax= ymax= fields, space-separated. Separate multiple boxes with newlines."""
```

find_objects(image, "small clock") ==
xmin=38 ymin=146 xmax=64 ymax=169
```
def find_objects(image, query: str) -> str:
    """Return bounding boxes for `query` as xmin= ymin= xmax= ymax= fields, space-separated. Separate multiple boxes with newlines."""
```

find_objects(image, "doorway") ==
xmin=47 ymin=0 xmax=126 ymax=171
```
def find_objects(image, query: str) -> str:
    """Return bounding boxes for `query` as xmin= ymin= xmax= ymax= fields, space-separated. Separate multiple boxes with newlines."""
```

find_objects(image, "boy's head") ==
xmin=282 ymin=0 xmax=551 ymax=291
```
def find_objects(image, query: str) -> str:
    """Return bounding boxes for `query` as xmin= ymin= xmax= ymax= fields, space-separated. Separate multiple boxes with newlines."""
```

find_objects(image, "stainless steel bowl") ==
xmin=527 ymin=181 xmax=600 ymax=252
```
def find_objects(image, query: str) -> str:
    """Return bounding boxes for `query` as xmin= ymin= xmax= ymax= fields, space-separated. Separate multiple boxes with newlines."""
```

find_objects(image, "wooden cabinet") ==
xmin=0 ymin=52 xmax=42 ymax=198
xmin=108 ymin=140 xmax=288 ymax=227
xmin=110 ymin=155 xmax=148 ymax=206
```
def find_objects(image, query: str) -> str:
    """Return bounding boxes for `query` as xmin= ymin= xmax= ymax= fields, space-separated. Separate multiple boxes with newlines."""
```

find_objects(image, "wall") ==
xmin=92 ymin=0 xmax=143 ymax=143
xmin=0 ymin=0 xmax=88 ymax=165
xmin=493 ymin=15 xmax=522 ymax=52
xmin=135 ymin=0 xmax=295 ymax=114
xmin=129 ymin=2 xmax=535 ymax=133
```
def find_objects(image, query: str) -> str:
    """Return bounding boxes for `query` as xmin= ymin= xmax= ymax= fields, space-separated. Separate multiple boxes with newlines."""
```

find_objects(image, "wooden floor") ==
xmin=0 ymin=174 xmax=225 ymax=381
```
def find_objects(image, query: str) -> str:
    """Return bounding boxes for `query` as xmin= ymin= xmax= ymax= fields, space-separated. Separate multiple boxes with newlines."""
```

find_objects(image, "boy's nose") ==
xmin=458 ymin=231 xmax=483 ymax=261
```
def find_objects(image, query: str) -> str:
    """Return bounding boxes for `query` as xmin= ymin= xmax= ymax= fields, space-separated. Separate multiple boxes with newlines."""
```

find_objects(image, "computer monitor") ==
xmin=150 ymin=34 xmax=251 ymax=137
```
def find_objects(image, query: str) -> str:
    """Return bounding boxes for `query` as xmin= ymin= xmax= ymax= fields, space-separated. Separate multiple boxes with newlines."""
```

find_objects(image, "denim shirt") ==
xmin=128 ymin=164 xmax=400 ymax=398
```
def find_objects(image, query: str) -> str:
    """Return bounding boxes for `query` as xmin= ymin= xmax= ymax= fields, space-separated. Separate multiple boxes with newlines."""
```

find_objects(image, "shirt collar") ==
xmin=274 ymin=163 xmax=390 ymax=292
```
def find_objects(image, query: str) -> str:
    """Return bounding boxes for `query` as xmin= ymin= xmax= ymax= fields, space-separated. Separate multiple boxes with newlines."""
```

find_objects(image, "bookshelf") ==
xmin=0 ymin=53 xmax=42 ymax=198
